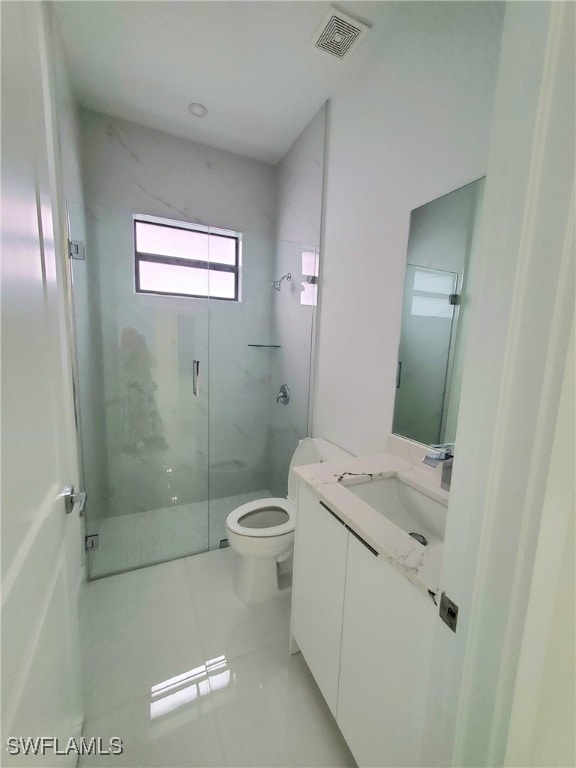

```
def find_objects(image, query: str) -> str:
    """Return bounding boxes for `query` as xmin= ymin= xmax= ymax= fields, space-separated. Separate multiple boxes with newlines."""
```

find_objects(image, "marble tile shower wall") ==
xmin=269 ymin=106 xmax=326 ymax=496
xmin=77 ymin=110 xmax=280 ymax=522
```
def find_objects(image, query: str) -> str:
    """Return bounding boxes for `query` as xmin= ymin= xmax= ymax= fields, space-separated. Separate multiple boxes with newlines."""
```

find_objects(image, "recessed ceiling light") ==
xmin=188 ymin=102 xmax=208 ymax=118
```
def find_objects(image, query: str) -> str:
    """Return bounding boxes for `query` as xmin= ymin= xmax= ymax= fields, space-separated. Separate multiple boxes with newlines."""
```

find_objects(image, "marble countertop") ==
xmin=294 ymin=452 xmax=449 ymax=605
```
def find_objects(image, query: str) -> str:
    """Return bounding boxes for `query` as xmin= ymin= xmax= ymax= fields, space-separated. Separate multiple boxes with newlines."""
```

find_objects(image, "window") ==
xmin=134 ymin=215 xmax=240 ymax=300
xmin=300 ymin=249 xmax=319 ymax=306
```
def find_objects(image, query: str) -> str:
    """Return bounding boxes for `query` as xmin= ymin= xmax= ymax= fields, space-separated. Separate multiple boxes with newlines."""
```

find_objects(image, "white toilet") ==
xmin=226 ymin=437 xmax=352 ymax=604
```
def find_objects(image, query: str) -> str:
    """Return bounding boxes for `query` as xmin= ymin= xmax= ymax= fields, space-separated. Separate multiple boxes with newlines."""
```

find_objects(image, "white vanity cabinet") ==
xmin=291 ymin=482 xmax=438 ymax=767
xmin=336 ymin=533 xmax=436 ymax=767
xmin=291 ymin=483 xmax=348 ymax=714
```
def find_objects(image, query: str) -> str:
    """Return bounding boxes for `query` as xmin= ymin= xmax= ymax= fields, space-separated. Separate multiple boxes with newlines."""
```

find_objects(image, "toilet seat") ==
xmin=226 ymin=498 xmax=295 ymax=538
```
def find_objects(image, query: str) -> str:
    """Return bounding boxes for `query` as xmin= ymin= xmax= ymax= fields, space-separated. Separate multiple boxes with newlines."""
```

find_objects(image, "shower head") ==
xmin=271 ymin=272 xmax=291 ymax=291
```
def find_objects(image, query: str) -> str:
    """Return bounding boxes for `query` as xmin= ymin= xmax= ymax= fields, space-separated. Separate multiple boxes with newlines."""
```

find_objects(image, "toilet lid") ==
xmin=226 ymin=498 xmax=295 ymax=537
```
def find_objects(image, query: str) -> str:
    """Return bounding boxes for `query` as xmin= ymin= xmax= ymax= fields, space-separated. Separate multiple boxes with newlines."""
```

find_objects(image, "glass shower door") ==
xmin=205 ymin=233 xmax=319 ymax=550
xmin=68 ymin=202 xmax=210 ymax=578
xmin=68 ymin=204 xmax=321 ymax=575
xmin=205 ymin=230 xmax=275 ymax=549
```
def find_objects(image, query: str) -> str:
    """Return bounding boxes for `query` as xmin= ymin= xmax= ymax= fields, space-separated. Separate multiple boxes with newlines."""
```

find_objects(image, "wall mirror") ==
xmin=392 ymin=177 xmax=485 ymax=447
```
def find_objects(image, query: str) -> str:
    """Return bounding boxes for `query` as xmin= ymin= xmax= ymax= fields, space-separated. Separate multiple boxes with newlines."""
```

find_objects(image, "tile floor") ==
xmin=79 ymin=548 xmax=355 ymax=767
xmin=88 ymin=490 xmax=272 ymax=579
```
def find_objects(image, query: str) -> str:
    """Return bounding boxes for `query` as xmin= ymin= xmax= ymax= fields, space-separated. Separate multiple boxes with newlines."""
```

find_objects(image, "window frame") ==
xmin=133 ymin=214 xmax=241 ymax=301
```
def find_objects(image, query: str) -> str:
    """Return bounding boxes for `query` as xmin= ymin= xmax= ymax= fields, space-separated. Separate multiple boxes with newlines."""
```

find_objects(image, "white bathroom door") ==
xmin=1 ymin=3 xmax=83 ymax=763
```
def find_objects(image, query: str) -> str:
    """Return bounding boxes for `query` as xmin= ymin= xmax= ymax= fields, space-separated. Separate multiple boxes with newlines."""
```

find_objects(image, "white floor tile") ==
xmin=80 ymin=559 xmax=205 ymax=718
xmin=79 ymin=692 xmax=225 ymax=768
xmin=80 ymin=549 xmax=355 ymax=768
xmin=184 ymin=548 xmax=292 ymax=662
xmin=210 ymin=641 xmax=356 ymax=768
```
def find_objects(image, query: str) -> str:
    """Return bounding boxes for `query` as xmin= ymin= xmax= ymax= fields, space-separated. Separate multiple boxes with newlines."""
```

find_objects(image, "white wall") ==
xmin=50 ymin=12 xmax=103 ymax=567
xmin=313 ymin=1 xmax=504 ymax=455
xmin=270 ymin=105 xmax=326 ymax=495
xmin=77 ymin=110 xmax=278 ymax=522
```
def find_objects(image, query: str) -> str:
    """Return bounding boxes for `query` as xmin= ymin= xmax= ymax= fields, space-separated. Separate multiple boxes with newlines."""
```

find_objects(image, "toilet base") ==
xmin=235 ymin=554 xmax=282 ymax=604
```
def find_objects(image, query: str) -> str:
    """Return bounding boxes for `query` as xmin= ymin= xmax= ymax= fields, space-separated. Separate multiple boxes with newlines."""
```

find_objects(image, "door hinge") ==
xmin=439 ymin=591 xmax=459 ymax=632
xmin=449 ymin=293 xmax=460 ymax=306
xmin=68 ymin=240 xmax=85 ymax=260
xmin=85 ymin=534 xmax=99 ymax=552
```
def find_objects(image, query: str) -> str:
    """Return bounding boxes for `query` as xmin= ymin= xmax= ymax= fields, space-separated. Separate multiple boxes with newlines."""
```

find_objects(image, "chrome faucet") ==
xmin=422 ymin=444 xmax=454 ymax=491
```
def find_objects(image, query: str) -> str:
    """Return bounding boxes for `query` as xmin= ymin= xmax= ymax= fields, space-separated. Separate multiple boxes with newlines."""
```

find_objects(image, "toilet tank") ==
xmin=287 ymin=437 xmax=353 ymax=502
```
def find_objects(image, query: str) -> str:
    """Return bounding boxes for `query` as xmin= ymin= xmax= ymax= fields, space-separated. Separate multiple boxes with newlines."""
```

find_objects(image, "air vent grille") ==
xmin=313 ymin=9 xmax=369 ymax=59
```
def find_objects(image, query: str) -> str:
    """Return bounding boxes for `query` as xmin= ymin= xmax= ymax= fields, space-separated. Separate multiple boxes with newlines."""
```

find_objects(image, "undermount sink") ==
xmin=344 ymin=476 xmax=447 ymax=545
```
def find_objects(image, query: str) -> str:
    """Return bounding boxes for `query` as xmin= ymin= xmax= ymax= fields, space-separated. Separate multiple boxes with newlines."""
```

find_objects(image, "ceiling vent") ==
xmin=312 ymin=8 xmax=370 ymax=60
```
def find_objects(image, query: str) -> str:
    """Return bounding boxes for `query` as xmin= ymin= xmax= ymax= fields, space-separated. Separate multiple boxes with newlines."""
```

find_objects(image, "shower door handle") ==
xmin=193 ymin=360 xmax=200 ymax=396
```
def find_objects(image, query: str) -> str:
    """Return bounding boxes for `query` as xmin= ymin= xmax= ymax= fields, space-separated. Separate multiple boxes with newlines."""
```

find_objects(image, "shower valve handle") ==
xmin=277 ymin=384 xmax=290 ymax=405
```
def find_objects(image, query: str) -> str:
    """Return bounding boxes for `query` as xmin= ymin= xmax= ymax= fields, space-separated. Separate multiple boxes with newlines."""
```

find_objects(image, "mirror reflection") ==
xmin=393 ymin=178 xmax=485 ymax=446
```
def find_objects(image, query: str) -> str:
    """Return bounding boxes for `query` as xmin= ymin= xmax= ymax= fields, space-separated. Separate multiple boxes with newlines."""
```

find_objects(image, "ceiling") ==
xmin=54 ymin=1 xmax=391 ymax=164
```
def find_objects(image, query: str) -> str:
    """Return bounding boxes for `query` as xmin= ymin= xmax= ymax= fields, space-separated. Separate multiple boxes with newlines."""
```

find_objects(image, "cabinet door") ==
xmin=337 ymin=534 xmax=436 ymax=767
xmin=291 ymin=484 xmax=348 ymax=714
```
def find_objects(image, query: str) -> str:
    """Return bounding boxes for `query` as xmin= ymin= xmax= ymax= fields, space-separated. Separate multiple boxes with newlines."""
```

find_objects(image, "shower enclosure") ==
xmin=66 ymin=105 xmax=326 ymax=579
xmin=68 ymin=201 xmax=320 ymax=579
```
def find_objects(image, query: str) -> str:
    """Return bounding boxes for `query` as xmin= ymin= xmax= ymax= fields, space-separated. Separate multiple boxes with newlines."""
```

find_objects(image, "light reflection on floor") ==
xmin=150 ymin=656 xmax=231 ymax=719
